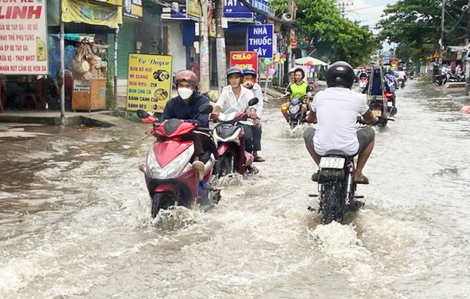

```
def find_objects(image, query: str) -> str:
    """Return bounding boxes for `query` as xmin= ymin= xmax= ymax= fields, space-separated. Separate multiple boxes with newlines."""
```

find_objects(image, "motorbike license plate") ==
xmin=372 ymin=110 xmax=382 ymax=117
xmin=319 ymin=157 xmax=345 ymax=169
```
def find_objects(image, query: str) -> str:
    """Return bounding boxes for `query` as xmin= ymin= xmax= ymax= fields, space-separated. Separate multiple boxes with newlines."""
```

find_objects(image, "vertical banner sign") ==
xmin=0 ymin=1 xmax=48 ymax=74
xmin=230 ymin=51 xmax=258 ymax=74
xmin=247 ymin=24 xmax=273 ymax=59
xmin=126 ymin=54 xmax=173 ymax=113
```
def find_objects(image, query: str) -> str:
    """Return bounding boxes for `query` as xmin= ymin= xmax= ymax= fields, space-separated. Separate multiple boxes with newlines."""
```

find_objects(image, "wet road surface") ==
xmin=1 ymin=81 xmax=470 ymax=298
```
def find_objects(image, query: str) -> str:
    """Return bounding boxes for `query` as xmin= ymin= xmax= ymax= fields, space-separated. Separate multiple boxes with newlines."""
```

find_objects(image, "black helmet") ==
xmin=293 ymin=67 xmax=305 ymax=80
xmin=326 ymin=61 xmax=355 ymax=89
xmin=226 ymin=67 xmax=243 ymax=79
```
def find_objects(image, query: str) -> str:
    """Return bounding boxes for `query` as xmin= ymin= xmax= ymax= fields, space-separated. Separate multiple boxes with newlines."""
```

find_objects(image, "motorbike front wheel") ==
xmin=217 ymin=154 xmax=234 ymax=178
xmin=151 ymin=192 xmax=175 ymax=218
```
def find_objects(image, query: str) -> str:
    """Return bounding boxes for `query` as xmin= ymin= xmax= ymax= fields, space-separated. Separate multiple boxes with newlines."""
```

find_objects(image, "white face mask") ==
xmin=178 ymin=87 xmax=193 ymax=100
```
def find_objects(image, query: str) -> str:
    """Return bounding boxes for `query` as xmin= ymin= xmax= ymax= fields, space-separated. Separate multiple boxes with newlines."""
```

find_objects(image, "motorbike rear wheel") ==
xmin=321 ymin=183 xmax=347 ymax=224
xmin=151 ymin=192 xmax=175 ymax=218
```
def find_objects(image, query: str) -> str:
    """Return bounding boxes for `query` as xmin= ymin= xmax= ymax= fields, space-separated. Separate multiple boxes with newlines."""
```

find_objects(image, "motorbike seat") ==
xmin=324 ymin=150 xmax=348 ymax=157
xmin=323 ymin=150 xmax=355 ymax=160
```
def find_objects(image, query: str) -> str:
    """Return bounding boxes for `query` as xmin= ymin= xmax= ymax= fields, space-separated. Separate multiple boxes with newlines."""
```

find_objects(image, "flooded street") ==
xmin=1 ymin=81 xmax=470 ymax=298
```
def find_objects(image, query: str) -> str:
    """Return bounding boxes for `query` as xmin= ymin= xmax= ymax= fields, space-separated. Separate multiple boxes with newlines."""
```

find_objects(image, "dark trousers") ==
xmin=252 ymin=125 xmax=262 ymax=151
xmin=241 ymin=124 xmax=254 ymax=153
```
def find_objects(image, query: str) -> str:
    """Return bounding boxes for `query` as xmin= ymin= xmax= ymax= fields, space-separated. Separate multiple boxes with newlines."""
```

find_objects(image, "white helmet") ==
xmin=288 ymin=68 xmax=296 ymax=74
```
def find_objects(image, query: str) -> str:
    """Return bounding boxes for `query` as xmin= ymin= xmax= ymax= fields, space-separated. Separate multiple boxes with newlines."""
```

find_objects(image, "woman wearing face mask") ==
xmin=159 ymin=70 xmax=218 ymax=178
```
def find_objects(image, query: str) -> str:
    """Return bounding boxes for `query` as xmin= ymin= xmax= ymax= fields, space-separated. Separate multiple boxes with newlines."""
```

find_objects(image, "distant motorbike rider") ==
xmin=288 ymin=67 xmax=296 ymax=83
xmin=281 ymin=68 xmax=312 ymax=122
xmin=241 ymin=67 xmax=264 ymax=162
xmin=358 ymin=70 xmax=368 ymax=80
xmin=158 ymin=70 xmax=217 ymax=180
xmin=362 ymin=66 xmax=383 ymax=96
xmin=213 ymin=67 xmax=259 ymax=171
xmin=384 ymin=67 xmax=398 ymax=108
xmin=397 ymin=69 xmax=407 ymax=86
xmin=304 ymin=61 xmax=378 ymax=184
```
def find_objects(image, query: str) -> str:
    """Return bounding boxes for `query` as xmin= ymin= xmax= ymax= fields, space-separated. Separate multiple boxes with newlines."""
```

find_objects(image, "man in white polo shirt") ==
xmin=213 ymin=67 xmax=259 ymax=166
xmin=304 ymin=61 xmax=378 ymax=184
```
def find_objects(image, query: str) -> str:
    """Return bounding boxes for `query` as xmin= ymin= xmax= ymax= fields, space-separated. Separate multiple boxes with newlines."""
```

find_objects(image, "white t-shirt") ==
xmin=311 ymin=87 xmax=369 ymax=156
xmin=397 ymin=71 xmax=406 ymax=80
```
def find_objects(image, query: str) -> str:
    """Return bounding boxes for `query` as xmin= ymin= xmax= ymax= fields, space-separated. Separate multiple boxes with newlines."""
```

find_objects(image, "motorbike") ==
xmin=367 ymin=94 xmax=394 ymax=127
xmin=384 ymin=91 xmax=398 ymax=117
xmin=283 ymin=94 xmax=308 ymax=129
xmin=139 ymin=105 xmax=221 ymax=218
xmin=212 ymin=98 xmax=258 ymax=178
xmin=397 ymin=78 xmax=405 ymax=88
xmin=433 ymin=74 xmax=447 ymax=86
xmin=311 ymin=150 xmax=365 ymax=224
xmin=447 ymin=71 xmax=466 ymax=83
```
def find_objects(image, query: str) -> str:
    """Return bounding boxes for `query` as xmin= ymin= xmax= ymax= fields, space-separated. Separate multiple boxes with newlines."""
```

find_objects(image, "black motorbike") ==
xmin=397 ymin=78 xmax=405 ymax=88
xmin=433 ymin=74 xmax=447 ymax=86
xmin=312 ymin=151 xmax=365 ymax=224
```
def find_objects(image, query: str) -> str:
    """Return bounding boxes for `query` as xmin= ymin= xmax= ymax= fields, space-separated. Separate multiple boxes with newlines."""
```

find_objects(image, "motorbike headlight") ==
xmin=145 ymin=145 xmax=194 ymax=179
xmin=289 ymin=105 xmax=300 ymax=113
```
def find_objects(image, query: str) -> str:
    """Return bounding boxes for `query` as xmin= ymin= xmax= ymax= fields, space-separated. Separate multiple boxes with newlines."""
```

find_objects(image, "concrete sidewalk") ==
xmin=0 ymin=110 xmax=121 ymax=127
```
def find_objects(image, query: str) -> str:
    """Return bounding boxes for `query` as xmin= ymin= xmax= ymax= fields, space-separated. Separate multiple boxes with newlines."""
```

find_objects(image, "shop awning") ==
xmin=47 ymin=0 xmax=122 ymax=28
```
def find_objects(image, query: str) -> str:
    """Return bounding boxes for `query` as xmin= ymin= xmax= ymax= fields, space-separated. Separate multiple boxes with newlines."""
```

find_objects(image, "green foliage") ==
xmin=270 ymin=0 xmax=379 ymax=66
xmin=378 ymin=0 xmax=468 ymax=61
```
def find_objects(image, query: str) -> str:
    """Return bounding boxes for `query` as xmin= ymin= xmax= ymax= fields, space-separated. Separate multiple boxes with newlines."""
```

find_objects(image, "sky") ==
xmin=343 ymin=0 xmax=398 ymax=50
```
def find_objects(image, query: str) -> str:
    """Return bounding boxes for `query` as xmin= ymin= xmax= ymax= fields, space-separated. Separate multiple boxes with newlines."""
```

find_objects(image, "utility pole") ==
xmin=337 ymin=1 xmax=352 ymax=19
xmin=215 ymin=0 xmax=227 ymax=92
xmin=199 ymin=0 xmax=210 ymax=93
xmin=439 ymin=0 xmax=445 ymax=67
xmin=465 ymin=0 xmax=470 ymax=94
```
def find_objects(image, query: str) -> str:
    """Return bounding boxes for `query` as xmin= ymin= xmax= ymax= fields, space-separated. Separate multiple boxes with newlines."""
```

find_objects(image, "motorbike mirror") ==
xmin=248 ymin=97 xmax=259 ymax=106
xmin=198 ymin=104 xmax=213 ymax=114
xmin=136 ymin=109 xmax=151 ymax=119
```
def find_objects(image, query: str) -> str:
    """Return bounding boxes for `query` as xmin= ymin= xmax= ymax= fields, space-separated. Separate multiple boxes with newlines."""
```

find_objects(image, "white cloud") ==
xmin=344 ymin=0 xmax=390 ymax=30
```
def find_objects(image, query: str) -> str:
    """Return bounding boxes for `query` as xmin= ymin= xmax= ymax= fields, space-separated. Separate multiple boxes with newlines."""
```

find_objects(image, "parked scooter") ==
xmin=139 ymin=105 xmax=220 ymax=218
xmin=212 ymin=98 xmax=258 ymax=178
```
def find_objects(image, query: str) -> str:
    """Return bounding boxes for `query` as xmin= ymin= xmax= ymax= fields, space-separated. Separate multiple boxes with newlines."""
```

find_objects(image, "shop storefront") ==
xmin=0 ymin=0 xmax=121 ymax=113
xmin=116 ymin=0 xmax=164 ymax=95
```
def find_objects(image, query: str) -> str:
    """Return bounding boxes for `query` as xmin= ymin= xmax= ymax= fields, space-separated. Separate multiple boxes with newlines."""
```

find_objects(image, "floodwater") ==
xmin=1 ymin=81 xmax=470 ymax=298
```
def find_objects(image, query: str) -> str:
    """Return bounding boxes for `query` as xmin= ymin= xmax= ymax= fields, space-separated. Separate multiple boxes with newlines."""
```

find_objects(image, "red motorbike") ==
xmin=139 ymin=105 xmax=220 ymax=218
xmin=212 ymin=98 xmax=258 ymax=177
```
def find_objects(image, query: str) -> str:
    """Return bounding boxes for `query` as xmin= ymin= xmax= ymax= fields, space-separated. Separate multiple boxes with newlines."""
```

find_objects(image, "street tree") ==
xmin=270 ymin=0 xmax=379 ymax=66
xmin=378 ymin=0 xmax=468 ymax=62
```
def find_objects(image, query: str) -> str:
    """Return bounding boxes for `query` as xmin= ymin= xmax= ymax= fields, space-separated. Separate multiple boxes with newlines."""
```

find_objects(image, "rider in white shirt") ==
xmin=397 ymin=70 xmax=407 ymax=80
xmin=304 ymin=61 xmax=378 ymax=184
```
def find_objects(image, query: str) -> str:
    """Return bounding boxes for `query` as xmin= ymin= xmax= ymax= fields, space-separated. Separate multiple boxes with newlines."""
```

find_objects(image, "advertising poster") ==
xmin=123 ymin=0 xmax=143 ymax=20
xmin=126 ymin=54 xmax=172 ymax=113
xmin=0 ymin=0 xmax=48 ymax=74
xmin=230 ymin=51 xmax=258 ymax=74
